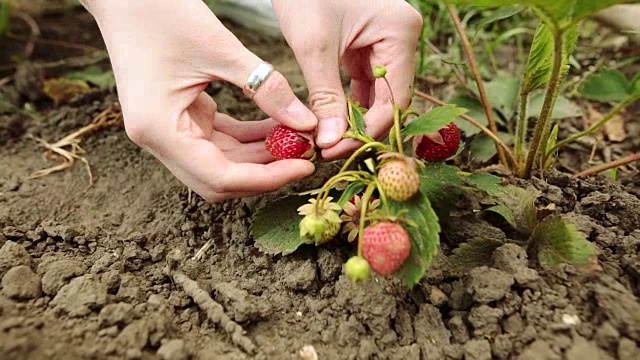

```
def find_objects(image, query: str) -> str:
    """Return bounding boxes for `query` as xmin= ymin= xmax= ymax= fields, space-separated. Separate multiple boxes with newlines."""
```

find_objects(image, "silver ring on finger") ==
xmin=243 ymin=63 xmax=274 ymax=99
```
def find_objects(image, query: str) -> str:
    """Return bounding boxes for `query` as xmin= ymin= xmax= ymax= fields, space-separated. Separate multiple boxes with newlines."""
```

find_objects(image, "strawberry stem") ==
xmin=316 ymin=170 xmax=371 ymax=210
xmin=357 ymin=183 xmax=376 ymax=257
xmin=338 ymin=141 xmax=388 ymax=174
xmin=393 ymin=105 xmax=404 ymax=155
xmin=372 ymin=176 xmax=389 ymax=212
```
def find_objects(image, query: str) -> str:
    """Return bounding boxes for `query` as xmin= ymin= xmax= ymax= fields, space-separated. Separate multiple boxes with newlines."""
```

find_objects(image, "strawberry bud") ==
xmin=344 ymin=256 xmax=370 ymax=282
xmin=372 ymin=65 xmax=387 ymax=78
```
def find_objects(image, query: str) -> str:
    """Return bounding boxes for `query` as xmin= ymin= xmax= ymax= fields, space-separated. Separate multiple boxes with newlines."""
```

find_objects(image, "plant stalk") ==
xmin=339 ymin=141 xmax=388 ymax=173
xmin=514 ymin=91 xmax=529 ymax=167
xmin=522 ymin=30 xmax=564 ymax=178
xmin=357 ymin=183 xmax=376 ymax=257
xmin=446 ymin=4 xmax=508 ymax=169
xmin=543 ymin=95 xmax=640 ymax=163
xmin=574 ymin=153 xmax=640 ymax=178
xmin=415 ymin=90 xmax=517 ymax=168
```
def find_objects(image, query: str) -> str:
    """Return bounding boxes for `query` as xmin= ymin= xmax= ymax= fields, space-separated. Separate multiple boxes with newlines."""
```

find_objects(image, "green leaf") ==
xmin=522 ymin=22 xmax=554 ymax=94
xmin=469 ymin=75 xmax=520 ymax=121
xmin=349 ymin=100 xmax=367 ymax=136
xmin=527 ymin=92 xmax=582 ymax=119
xmin=632 ymin=73 xmax=640 ymax=95
xmin=531 ymin=215 xmax=595 ymax=267
xmin=474 ymin=5 xmax=525 ymax=36
xmin=250 ymin=195 xmax=311 ymax=255
xmin=464 ymin=173 xmax=538 ymax=234
xmin=447 ymin=237 xmax=505 ymax=272
xmin=469 ymin=131 xmax=513 ymax=163
xmin=578 ymin=69 xmax=633 ymax=102
xmin=64 ymin=66 xmax=115 ymax=89
xmin=0 ymin=2 xmax=9 ymax=36
xmin=337 ymin=182 xmax=365 ymax=207
xmin=442 ymin=0 xmax=632 ymax=29
xmin=419 ymin=162 xmax=466 ymax=217
xmin=402 ymin=105 xmax=468 ymax=137
xmin=544 ymin=124 xmax=559 ymax=169
xmin=449 ymin=95 xmax=489 ymax=136
xmin=389 ymin=192 xmax=441 ymax=287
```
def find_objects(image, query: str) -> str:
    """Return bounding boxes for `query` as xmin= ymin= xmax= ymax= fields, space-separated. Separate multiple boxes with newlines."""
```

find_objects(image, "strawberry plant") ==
xmin=250 ymin=65 xmax=596 ymax=287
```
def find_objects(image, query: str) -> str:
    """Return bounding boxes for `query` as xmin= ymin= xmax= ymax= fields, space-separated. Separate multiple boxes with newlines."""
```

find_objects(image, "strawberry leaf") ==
xmin=347 ymin=99 xmax=368 ymax=137
xmin=337 ymin=182 xmax=365 ymax=207
xmin=578 ymin=69 xmax=633 ymax=102
xmin=388 ymin=191 xmax=441 ymax=288
xmin=418 ymin=163 xmax=466 ymax=217
xmin=530 ymin=215 xmax=594 ymax=267
xmin=447 ymin=237 xmax=506 ymax=273
xmin=250 ymin=195 xmax=311 ymax=255
xmin=401 ymin=105 xmax=468 ymax=137
xmin=64 ymin=66 xmax=116 ymax=89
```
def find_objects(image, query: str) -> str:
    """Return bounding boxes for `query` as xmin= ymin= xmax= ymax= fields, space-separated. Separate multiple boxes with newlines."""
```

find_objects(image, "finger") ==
xmin=219 ymin=50 xmax=318 ymax=132
xmin=350 ymin=78 xmax=373 ymax=108
xmin=292 ymin=41 xmax=348 ymax=149
xmin=213 ymin=114 xmax=278 ymax=143
xmin=223 ymin=141 xmax=276 ymax=164
xmin=220 ymin=159 xmax=315 ymax=193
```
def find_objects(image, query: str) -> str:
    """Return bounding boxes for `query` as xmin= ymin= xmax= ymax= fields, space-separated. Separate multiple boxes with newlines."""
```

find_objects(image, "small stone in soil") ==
xmin=464 ymin=339 xmax=492 ymax=360
xmin=2 ymin=265 xmax=42 ymax=300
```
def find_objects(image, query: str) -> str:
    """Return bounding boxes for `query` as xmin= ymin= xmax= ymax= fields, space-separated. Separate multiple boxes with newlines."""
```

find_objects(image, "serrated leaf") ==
xmin=469 ymin=132 xmax=514 ymax=163
xmin=337 ymin=182 xmax=365 ymax=207
xmin=486 ymin=204 xmax=516 ymax=228
xmin=448 ymin=237 xmax=505 ymax=272
xmin=442 ymin=1 xmax=631 ymax=29
xmin=402 ymin=105 xmax=468 ymax=137
xmin=522 ymin=22 xmax=554 ymax=94
xmin=474 ymin=5 xmax=525 ymax=36
xmin=250 ymin=195 xmax=311 ymax=255
xmin=527 ymin=92 xmax=582 ymax=119
xmin=64 ymin=66 xmax=115 ymax=89
xmin=464 ymin=173 xmax=538 ymax=234
xmin=448 ymin=95 xmax=491 ymax=136
xmin=531 ymin=215 xmax=595 ymax=267
xmin=578 ymin=69 xmax=632 ymax=102
xmin=469 ymin=75 xmax=521 ymax=121
xmin=419 ymin=162 xmax=466 ymax=217
xmin=388 ymin=192 xmax=440 ymax=287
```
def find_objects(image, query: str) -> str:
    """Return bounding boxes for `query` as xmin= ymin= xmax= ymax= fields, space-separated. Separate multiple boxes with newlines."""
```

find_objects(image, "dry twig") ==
xmin=27 ymin=103 xmax=122 ymax=186
xmin=574 ymin=153 xmax=640 ymax=178
xmin=164 ymin=256 xmax=256 ymax=354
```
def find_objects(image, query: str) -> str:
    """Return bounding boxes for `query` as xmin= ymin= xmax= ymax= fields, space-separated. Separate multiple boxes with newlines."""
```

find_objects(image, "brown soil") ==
xmin=1 ymin=7 xmax=639 ymax=360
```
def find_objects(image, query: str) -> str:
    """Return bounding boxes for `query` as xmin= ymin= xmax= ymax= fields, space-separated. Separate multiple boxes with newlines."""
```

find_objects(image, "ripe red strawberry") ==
xmin=361 ymin=222 xmax=411 ymax=275
xmin=415 ymin=122 xmax=461 ymax=162
xmin=265 ymin=125 xmax=315 ymax=160
xmin=377 ymin=158 xmax=420 ymax=202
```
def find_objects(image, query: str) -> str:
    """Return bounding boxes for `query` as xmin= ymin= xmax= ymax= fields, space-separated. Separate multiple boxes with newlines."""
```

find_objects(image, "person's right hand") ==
xmin=80 ymin=0 xmax=318 ymax=202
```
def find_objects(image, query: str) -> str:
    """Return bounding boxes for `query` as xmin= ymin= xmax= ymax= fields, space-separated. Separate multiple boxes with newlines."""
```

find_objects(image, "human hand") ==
xmin=272 ymin=0 xmax=423 ymax=159
xmin=80 ymin=0 xmax=319 ymax=202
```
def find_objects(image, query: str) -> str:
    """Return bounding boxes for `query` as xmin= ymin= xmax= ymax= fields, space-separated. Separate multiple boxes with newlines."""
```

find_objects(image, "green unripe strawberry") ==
xmin=344 ymin=256 xmax=370 ymax=282
xmin=373 ymin=65 xmax=387 ymax=78
xmin=298 ymin=197 xmax=342 ymax=245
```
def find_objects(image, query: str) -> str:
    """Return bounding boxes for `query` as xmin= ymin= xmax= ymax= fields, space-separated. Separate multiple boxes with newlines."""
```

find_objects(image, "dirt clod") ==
xmin=39 ymin=259 xmax=86 ymax=295
xmin=2 ymin=265 xmax=42 ymax=300
xmin=157 ymin=339 xmax=190 ymax=360
xmin=466 ymin=267 xmax=515 ymax=303
xmin=0 ymin=241 xmax=32 ymax=278
xmin=50 ymin=274 xmax=108 ymax=317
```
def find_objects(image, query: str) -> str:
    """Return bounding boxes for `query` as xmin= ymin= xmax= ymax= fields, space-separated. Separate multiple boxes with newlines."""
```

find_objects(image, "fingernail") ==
xmin=285 ymin=100 xmax=316 ymax=128
xmin=316 ymin=117 xmax=344 ymax=147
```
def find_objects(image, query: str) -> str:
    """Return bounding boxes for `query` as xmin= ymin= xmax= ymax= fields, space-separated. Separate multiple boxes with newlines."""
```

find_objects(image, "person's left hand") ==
xmin=272 ymin=0 xmax=423 ymax=159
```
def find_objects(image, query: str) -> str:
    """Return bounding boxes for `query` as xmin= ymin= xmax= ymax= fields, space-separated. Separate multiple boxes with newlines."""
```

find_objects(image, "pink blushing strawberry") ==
xmin=361 ymin=222 xmax=411 ymax=275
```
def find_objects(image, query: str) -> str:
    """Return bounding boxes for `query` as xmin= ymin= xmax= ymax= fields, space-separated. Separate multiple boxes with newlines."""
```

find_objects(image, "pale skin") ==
xmin=79 ymin=0 xmax=422 ymax=202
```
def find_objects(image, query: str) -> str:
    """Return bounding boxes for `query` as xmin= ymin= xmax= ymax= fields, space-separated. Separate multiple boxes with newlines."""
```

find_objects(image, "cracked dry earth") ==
xmin=2 ymin=9 xmax=640 ymax=360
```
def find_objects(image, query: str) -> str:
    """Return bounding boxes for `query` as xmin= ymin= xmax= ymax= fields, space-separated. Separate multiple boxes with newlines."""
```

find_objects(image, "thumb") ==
xmin=297 ymin=52 xmax=348 ymax=149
